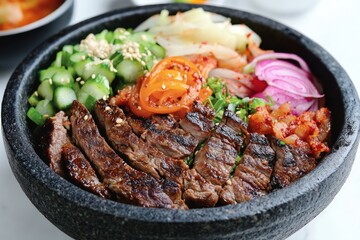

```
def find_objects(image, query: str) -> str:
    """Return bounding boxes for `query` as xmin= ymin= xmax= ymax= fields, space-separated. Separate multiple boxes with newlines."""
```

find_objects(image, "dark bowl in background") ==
xmin=0 ymin=0 xmax=74 ymax=69
xmin=2 ymin=4 xmax=360 ymax=240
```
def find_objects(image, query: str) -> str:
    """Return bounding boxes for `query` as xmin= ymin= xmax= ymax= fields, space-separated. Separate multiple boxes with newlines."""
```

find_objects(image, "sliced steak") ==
xmin=183 ymin=169 xmax=221 ymax=208
xmin=193 ymin=110 xmax=244 ymax=186
xmin=221 ymin=109 xmax=248 ymax=135
xmin=69 ymin=100 xmax=175 ymax=209
xmin=179 ymin=101 xmax=215 ymax=142
xmin=126 ymin=113 xmax=198 ymax=159
xmin=62 ymin=143 xmax=111 ymax=198
xmin=38 ymin=111 xmax=70 ymax=176
xmin=269 ymin=136 xmax=316 ymax=188
xmin=94 ymin=101 xmax=188 ymax=208
xmin=220 ymin=133 xmax=275 ymax=204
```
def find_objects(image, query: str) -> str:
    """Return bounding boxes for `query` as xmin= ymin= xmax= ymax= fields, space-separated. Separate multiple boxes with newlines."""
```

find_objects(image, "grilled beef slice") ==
xmin=38 ymin=111 xmax=70 ymax=176
xmin=269 ymin=136 xmax=316 ymax=188
xmin=179 ymin=101 xmax=215 ymax=142
xmin=193 ymin=110 xmax=245 ymax=186
xmin=62 ymin=143 xmax=111 ymax=198
xmin=69 ymin=100 xmax=175 ymax=208
xmin=221 ymin=109 xmax=248 ymax=135
xmin=220 ymin=133 xmax=275 ymax=204
xmin=182 ymin=169 xmax=221 ymax=208
xmin=126 ymin=113 xmax=198 ymax=159
xmin=94 ymin=101 xmax=188 ymax=208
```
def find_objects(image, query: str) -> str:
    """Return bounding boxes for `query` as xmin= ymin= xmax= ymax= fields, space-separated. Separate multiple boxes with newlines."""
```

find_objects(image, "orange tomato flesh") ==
xmin=139 ymin=56 xmax=206 ymax=115
xmin=112 ymin=56 xmax=212 ymax=118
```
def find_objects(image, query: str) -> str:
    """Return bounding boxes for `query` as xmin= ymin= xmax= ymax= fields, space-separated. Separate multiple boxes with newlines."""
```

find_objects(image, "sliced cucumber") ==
xmin=27 ymin=107 xmax=45 ymax=125
xmin=28 ymin=92 xmax=40 ymax=106
xmin=80 ymin=74 xmax=110 ymax=99
xmin=52 ymin=68 xmax=74 ymax=88
xmin=35 ymin=99 xmax=55 ymax=117
xmin=77 ymin=91 xmax=97 ymax=110
xmin=149 ymin=44 xmax=166 ymax=59
xmin=73 ymin=81 xmax=81 ymax=93
xmin=129 ymin=32 xmax=155 ymax=44
xmin=61 ymin=45 xmax=74 ymax=67
xmin=39 ymin=66 xmax=64 ymax=82
xmin=96 ymin=29 xmax=109 ymax=41
xmin=82 ymin=61 xmax=116 ymax=83
xmin=109 ymin=51 xmax=124 ymax=67
xmin=37 ymin=79 xmax=54 ymax=101
xmin=54 ymin=87 xmax=77 ymax=110
xmin=69 ymin=52 xmax=88 ymax=65
xmin=73 ymin=44 xmax=82 ymax=53
xmin=116 ymin=59 xmax=144 ymax=83
xmin=74 ymin=59 xmax=92 ymax=77
xmin=52 ymin=52 xmax=63 ymax=67
xmin=67 ymin=66 xmax=76 ymax=77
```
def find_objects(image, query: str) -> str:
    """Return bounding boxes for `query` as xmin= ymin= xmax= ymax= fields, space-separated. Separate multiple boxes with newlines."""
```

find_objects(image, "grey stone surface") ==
xmin=1 ymin=4 xmax=360 ymax=240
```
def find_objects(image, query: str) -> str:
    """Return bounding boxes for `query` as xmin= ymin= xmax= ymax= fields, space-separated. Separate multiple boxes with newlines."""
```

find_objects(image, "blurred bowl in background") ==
xmin=0 ymin=0 xmax=74 ymax=69
xmin=253 ymin=0 xmax=321 ymax=15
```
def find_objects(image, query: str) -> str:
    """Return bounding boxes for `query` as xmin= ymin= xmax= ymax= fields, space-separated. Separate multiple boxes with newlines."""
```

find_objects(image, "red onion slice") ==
xmin=255 ymin=59 xmax=323 ymax=98
xmin=252 ymin=86 xmax=318 ymax=116
xmin=243 ymin=52 xmax=311 ymax=73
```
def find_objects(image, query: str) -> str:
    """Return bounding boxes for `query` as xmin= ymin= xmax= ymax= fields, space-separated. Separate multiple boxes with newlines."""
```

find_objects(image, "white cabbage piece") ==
xmin=135 ymin=8 xmax=261 ymax=53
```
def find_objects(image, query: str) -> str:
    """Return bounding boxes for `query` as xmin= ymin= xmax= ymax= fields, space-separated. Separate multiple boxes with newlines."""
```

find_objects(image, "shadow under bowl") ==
xmin=0 ymin=0 xmax=74 ymax=69
xmin=2 ymin=4 xmax=360 ymax=240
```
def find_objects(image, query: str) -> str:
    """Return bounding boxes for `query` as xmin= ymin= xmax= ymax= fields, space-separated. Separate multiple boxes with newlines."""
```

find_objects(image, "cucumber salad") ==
xmin=27 ymin=28 xmax=165 ymax=125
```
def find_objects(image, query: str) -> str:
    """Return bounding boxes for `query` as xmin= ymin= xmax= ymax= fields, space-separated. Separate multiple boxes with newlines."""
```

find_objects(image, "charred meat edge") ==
xmin=69 ymin=100 xmax=176 ymax=208
xmin=126 ymin=112 xmax=198 ymax=159
xmin=37 ymin=111 xmax=70 ymax=176
xmin=220 ymin=133 xmax=275 ymax=205
xmin=193 ymin=110 xmax=245 ymax=186
xmin=179 ymin=101 xmax=215 ymax=142
xmin=62 ymin=142 xmax=111 ymax=198
xmin=94 ymin=100 xmax=188 ymax=208
xmin=269 ymin=136 xmax=316 ymax=189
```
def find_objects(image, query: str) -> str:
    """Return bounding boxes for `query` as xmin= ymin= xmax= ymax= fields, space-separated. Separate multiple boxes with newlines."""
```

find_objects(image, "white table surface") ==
xmin=1 ymin=0 xmax=359 ymax=239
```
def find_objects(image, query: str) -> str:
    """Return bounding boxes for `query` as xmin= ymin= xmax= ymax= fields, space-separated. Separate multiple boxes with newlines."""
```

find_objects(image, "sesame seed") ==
xmin=226 ymin=179 xmax=232 ymax=185
xmin=91 ymin=74 xmax=96 ymax=79
xmin=102 ymin=95 xmax=107 ymax=100
xmin=116 ymin=118 xmax=123 ymax=124
xmin=34 ymin=91 xmax=38 ymax=97
xmin=80 ymin=81 xmax=85 ymax=85
xmin=137 ymin=106 xmax=142 ymax=110
xmin=161 ymin=84 xmax=166 ymax=90
xmin=105 ymin=106 xmax=111 ymax=111
xmin=84 ymin=115 xmax=89 ymax=120
xmin=141 ymin=34 xmax=147 ymax=41
xmin=61 ymin=78 xmax=65 ymax=83
xmin=175 ymin=75 xmax=183 ymax=81
xmin=43 ymin=114 xmax=49 ymax=118
xmin=48 ymin=79 xmax=53 ymax=85
xmin=76 ymin=77 xmax=81 ymax=82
